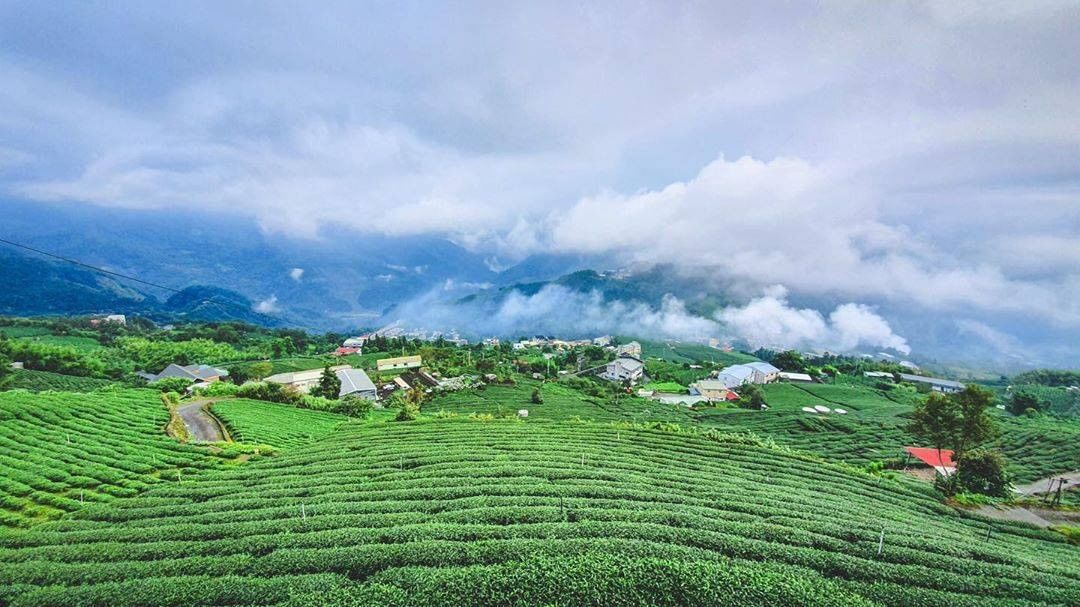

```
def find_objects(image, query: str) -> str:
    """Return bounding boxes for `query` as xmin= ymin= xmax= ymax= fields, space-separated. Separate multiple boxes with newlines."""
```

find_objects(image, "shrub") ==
xmin=149 ymin=377 xmax=194 ymax=393
xmin=955 ymin=450 xmax=1011 ymax=497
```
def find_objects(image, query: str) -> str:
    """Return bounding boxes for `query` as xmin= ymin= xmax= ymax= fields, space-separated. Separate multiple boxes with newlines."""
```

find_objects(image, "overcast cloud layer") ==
xmin=1 ymin=2 xmax=1078 ymax=337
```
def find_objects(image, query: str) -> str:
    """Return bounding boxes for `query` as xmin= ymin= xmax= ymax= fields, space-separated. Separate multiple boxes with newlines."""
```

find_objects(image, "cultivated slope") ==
xmin=0 ymin=419 xmax=1076 ymax=607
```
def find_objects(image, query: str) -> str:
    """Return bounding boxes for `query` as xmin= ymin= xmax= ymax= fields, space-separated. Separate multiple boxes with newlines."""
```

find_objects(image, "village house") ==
xmin=689 ymin=379 xmax=741 ymax=402
xmin=265 ymin=365 xmax=350 ymax=393
xmin=898 ymin=373 xmax=965 ymax=394
xmin=333 ymin=346 xmax=360 ymax=356
xmin=712 ymin=362 xmax=781 ymax=388
xmin=616 ymin=341 xmax=642 ymax=359
xmin=599 ymin=356 xmax=645 ymax=384
xmin=138 ymin=363 xmax=229 ymax=384
xmin=778 ymin=371 xmax=814 ymax=383
xmin=376 ymin=355 xmax=422 ymax=372
xmin=342 ymin=336 xmax=368 ymax=348
xmin=337 ymin=368 xmax=378 ymax=400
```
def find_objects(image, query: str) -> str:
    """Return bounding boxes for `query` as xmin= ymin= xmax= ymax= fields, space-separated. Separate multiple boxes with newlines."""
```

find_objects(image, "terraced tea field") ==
xmin=211 ymin=399 xmax=349 ymax=449
xmin=0 ymin=419 xmax=1076 ymax=606
xmin=426 ymin=380 xmax=697 ymax=423
xmin=0 ymin=370 xmax=114 ymax=393
xmin=0 ymin=390 xmax=240 ymax=527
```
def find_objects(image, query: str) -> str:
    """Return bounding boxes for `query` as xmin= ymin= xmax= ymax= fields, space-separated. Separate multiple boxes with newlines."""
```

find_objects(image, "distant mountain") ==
xmin=460 ymin=267 xmax=733 ymax=317
xmin=0 ymin=246 xmax=279 ymax=326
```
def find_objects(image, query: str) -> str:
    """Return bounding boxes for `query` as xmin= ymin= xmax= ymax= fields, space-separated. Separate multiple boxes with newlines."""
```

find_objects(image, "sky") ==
xmin=1 ymin=1 xmax=1078 ymax=357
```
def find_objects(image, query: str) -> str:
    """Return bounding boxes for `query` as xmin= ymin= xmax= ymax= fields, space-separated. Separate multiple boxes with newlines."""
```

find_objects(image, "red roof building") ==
xmin=333 ymin=347 xmax=360 ymax=356
xmin=904 ymin=447 xmax=956 ymax=476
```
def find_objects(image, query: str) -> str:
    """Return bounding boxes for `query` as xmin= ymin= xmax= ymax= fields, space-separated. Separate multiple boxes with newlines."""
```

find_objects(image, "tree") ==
xmin=310 ymin=365 xmax=341 ymax=400
xmin=737 ymin=384 xmax=766 ymax=410
xmin=955 ymin=450 xmax=1011 ymax=497
xmin=391 ymin=385 xmax=425 ymax=422
xmin=952 ymin=385 xmax=998 ymax=457
xmin=531 ymin=387 xmax=544 ymax=404
xmin=909 ymin=392 xmax=962 ymax=470
xmin=771 ymin=350 xmax=806 ymax=373
xmin=248 ymin=361 xmax=273 ymax=381
xmin=1007 ymin=390 xmax=1041 ymax=416
xmin=909 ymin=386 xmax=999 ymax=494
xmin=335 ymin=394 xmax=374 ymax=418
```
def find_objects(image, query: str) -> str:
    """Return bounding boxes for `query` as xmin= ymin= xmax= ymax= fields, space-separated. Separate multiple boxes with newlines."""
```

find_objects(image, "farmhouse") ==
xmin=336 ymin=368 xmax=378 ymax=400
xmin=616 ymin=341 xmax=642 ymax=358
xmin=265 ymin=365 xmax=350 ymax=393
xmin=778 ymin=371 xmax=814 ymax=382
xmin=138 ymin=364 xmax=228 ymax=384
xmin=342 ymin=336 xmax=368 ymax=348
xmin=599 ymin=356 xmax=645 ymax=384
xmin=376 ymin=355 xmax=422 ymax=371
xmin=898 ymin=373 xmax=965 ymax=393
xmin=904 ymin=446 xmax=956 ymax=476
xmin=689 ymin=379 xmax=740 ymax=402
xmin=714 ymin=362 xmax=781 ymax=388
xmin=333 ymin=346 xmax=360 ymax=356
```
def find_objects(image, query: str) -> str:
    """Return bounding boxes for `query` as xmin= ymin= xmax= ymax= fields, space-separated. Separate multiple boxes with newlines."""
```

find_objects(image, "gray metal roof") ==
xmin=337 ymin=368 xmax=377 ymax=396
xmin=898 ymin=373 xmax=965 ymax=389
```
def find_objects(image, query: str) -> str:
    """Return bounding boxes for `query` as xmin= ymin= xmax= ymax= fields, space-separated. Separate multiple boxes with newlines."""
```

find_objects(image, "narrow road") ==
xmin=176 ymin=400 xmax=226 ymax=442
xmin=975 ymin=505 xmax=1052 ymax=528
xmin=1013 ymin=470 xmax=1080 ymax=496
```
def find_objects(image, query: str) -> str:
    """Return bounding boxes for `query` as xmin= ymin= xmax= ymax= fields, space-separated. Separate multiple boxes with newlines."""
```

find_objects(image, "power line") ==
xmin=0 ymin=237 xmax=183 ymax=294
xmin=0 ymin=235 xmax=305 ymax=329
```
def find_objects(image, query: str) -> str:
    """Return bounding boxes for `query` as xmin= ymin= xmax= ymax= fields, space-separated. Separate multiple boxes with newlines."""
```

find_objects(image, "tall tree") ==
xmin=908 ymin=392 xmax=961 ymax=464
xmin=311 ymin=365 xmax=341 ymax=400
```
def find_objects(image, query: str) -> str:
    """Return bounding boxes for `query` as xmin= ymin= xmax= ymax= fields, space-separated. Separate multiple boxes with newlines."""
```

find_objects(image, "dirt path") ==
xmin=176 ymin=400 xmax=227 ymax=442
xmin=1013 ymin=470 xmax=1080 ymax=496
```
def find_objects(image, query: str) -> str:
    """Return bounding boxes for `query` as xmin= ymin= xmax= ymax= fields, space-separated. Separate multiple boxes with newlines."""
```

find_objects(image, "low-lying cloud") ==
xmin=717 ymin=286 xmax=910 ymax=354
xmin=391 ymin=283 xmax=909 ymax=355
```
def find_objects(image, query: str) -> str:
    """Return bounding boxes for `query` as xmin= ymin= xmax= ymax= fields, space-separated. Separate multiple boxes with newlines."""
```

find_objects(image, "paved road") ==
xmin=975 ymin=505 xmax=1052 ymax=528
xmin=176 ymin=400 xmax=226 ymax=442
xmin=1013 ymin=470 xmax=1080 ymax=496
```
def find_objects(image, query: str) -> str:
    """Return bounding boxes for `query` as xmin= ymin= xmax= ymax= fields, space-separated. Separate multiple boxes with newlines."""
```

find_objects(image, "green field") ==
xmin=0 ymin=370 xmax=115 ymax=393
xmin=0 ymin=418 xmax=1075 ymax=606
xmin=425 ymin=379 xmax=696 ymax=424
xmin=0 ymin=389 xmax=239 ymax=527
xmin=638 ymin=339 xmax=758 ymax=365
xmin=0 ymin=326 xmax=52 ymax=338
xmin=212 ymin=399 xmax=350 ymax=449
xmin=12 ymin=335 xmax=104 ymax=352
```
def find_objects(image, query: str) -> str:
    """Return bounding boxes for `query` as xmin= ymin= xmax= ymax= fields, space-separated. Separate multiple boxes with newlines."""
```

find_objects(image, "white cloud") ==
xmin=254 ymin=295 xmax=279 ymax=313
xmin=2 ymin=2 xmax=1078 ymax=338
xmin=716 ymin=286 xmax=910 ymax=354
xmin=289 ymin=268 xmax=304 ymax=281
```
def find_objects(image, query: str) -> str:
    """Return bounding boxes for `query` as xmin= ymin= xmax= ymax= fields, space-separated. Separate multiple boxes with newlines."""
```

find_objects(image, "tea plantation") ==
xmin=211 ymin=399 xmax=350 ymax=449
xmin=0 ymin=389 xmax=242 ymax=527
xmin=0 ymin=418 xmax=1076 ymax=606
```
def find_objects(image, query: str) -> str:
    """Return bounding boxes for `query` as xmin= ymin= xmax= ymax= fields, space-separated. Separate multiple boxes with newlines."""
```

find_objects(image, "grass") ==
xmin=212 ymin=399 xmax=350 ymax=449
xmin=0 ymin=369 xmax=114 ymax=392
xmin=0 ymin=326 xmax=52 ymax=338
xmin=12 ymin=334 xmax=105 ymax=352
xmin=0 ymin=389 xmax=242 ymax=528
xmin=638 ymin=339 xmax=758 ymax=365
xmin=0 ymin=419 xmax=1075 ymax=606
xmin=425 ymin=379 xmax=696 ymax=424
xmin=641 ymin=381 xmax=687 ymax=393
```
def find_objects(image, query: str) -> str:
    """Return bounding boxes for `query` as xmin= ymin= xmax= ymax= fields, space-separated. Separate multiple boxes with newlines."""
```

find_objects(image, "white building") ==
xmin=265 ymin=365 xmax=350 ymax=393
xmin=599 ymin=357 xmax=645 ymax=384
xmin=713 ymin=362 xmax=780 ymax=388
xmin=778 ymin=371 xmax=813 ymax=383
xmin=376 ymin=355 xmax=422 ymax=371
